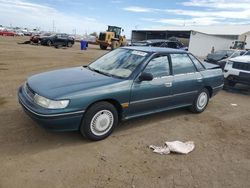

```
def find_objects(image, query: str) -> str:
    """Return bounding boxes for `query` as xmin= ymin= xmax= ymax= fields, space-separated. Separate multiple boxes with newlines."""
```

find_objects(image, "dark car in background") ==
xmin=40 ymin=33 xmax=75 ymax=47
xmin=132 ymin=39 xmax=188 ymax=51
xmin=18 ymin=47 xmax=223 ymax=141
xmin=30 ymin=32 xmax=52 ymax=44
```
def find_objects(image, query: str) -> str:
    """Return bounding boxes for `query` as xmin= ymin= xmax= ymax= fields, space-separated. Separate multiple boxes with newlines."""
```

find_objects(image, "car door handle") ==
xmin=165 ymin=82 xmax=172 ymax=87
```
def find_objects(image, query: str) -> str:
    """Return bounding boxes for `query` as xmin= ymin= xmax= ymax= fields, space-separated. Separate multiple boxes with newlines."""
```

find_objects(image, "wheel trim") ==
xmin=197 ymin=92 xmax=208 ymax=110
xmin=90 ymin=110 xmax=114 ymax=136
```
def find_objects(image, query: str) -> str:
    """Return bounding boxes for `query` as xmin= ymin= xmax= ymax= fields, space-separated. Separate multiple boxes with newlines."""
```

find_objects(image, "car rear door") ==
xmin=129 ymin=54 xmax=173 ymax=117
xmin=170 ymin=53 xmax=204 ymax=106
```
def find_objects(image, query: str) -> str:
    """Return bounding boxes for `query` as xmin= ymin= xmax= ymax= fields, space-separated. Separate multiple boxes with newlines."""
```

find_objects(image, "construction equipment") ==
xmin=97 ymin=26 xmax=127 ymax=50
xmin=230 ymin=40 xmax=247 ymax=50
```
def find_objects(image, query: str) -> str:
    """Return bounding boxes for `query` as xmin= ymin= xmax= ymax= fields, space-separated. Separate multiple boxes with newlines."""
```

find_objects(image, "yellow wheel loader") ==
xmin=97 ymin=26 xmax=127 ymax=50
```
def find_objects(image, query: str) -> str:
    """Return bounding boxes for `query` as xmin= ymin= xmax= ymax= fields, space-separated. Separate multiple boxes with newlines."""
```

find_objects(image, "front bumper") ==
xmin=225 ymin=73 xmax=250 ymax=86
xmin=18 ymin=86 xmax=84 ymax=131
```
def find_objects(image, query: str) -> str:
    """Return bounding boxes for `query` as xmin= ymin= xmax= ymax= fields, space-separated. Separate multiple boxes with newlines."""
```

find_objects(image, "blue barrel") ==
xmin=80 ymin=40 xmax=87 ymax=50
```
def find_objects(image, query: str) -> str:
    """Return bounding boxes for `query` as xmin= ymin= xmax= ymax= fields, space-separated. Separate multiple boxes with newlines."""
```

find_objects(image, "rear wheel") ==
xmin=190 ymin=88 xmax=209 ymax=113
xmin=111 ymin=41 xmax=119 ymax=50
xmin=47 ymin=40 xmax=52 ymax=46
xmin=100 ymin=44 xmax=107 ymax=50
xmin=80 ymin=102 xmax=118 ymax=141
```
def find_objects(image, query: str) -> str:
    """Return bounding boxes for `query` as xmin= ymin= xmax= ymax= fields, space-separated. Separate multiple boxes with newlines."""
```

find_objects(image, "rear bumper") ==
xmin=18 ymin=86 xmax=83 ymax=131
xmin=96 ymin=40 xmax=109 ymax=46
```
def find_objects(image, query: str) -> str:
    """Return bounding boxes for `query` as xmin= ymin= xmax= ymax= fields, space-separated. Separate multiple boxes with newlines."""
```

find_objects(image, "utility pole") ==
xmin=52 ymin=20 xmax=55 ymax=33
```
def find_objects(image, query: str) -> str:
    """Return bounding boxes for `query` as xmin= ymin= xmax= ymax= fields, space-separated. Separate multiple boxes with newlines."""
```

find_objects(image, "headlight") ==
xmin=34 ymin=94 xmax=69 ymax=109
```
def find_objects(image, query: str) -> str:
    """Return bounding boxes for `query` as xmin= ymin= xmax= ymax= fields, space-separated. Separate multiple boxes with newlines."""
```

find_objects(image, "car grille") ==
xmin=24 ymin=83 xmax=35 ymax=100
xmin=99 ymin=33 xmax=106 ymax=41
xmin=233 ymin=61 xmax=250 ymax=71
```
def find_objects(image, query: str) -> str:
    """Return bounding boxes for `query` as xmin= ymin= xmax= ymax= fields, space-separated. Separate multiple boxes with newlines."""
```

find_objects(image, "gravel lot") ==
xmin=0 ymin=36 xmax=250 ymax=188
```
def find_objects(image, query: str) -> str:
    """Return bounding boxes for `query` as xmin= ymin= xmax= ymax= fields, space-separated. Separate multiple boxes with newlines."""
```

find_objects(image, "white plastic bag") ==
xmin=149 ymin=141 xmax=195 ymax=155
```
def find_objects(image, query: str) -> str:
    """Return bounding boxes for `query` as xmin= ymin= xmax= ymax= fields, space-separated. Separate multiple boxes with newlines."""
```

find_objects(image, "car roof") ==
xmin=122 ymin=46 xmax=187 ymax=53
xmin=230 ymin=55 xmax=250 ymax=63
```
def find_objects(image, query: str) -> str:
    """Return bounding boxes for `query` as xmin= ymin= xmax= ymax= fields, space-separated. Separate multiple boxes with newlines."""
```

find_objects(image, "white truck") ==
xmin=224 ymin=55 xmax=250 ymax=87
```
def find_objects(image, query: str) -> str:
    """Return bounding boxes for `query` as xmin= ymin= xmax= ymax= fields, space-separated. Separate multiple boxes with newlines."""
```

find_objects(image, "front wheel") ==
xmin=80 ymin=102 xmax=118 ymax=141
xmin=67 ymin=42 xmax=73 ymax=47
xmin=111 ymin=41 xmax=119 ymax=50
xmin=189 ymin=88 xmax=209 ymax=113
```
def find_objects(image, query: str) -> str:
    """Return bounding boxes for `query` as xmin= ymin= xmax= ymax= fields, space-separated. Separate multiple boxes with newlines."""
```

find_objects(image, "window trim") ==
xmin=188 ymin=53 xmax=206 ymax=71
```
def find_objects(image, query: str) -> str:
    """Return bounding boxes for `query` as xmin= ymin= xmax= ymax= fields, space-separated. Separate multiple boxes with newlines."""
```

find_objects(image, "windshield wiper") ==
xmin=87 ymin=66 xmax=113 ymax=77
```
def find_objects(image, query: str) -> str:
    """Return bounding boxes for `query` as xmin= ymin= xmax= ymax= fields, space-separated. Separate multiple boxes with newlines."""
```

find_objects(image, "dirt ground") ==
xmin=0 ymin=36 xmax=250 ymax=188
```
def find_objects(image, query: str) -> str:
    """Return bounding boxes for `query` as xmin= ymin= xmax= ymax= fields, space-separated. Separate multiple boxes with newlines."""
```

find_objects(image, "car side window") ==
xmin=188 ymin=54 xmax=205 ymax=71
xmin=167 ymin=42 xmax=178 ymax=49
xmin=144 ymin=55 xmax=170 ymax=78
xmin=151 ymin=42 xmax=163 ymax=47
xmin=170 ymin=54 xmax=196 ymax=74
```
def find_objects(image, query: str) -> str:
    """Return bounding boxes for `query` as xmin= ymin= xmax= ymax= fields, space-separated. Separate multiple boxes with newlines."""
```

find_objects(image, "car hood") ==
xmin=27 ymin=67 xmax=121 ymax=99
xmin=207 ymin=53 xmax=226 ymax=61
xmin=230 ymin=55 xmax=250 ymax=63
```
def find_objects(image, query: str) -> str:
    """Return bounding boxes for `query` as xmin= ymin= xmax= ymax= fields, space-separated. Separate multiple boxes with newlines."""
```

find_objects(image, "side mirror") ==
xmin=138 ymin=72 xmax=153 ymax=82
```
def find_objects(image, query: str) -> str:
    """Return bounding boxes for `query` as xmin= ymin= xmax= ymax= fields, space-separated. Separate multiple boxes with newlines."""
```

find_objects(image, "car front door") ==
xmin=170 ymin=53 xmax=204 ymax=106
xmin=129 ymin=55 xmax=173 ymax=117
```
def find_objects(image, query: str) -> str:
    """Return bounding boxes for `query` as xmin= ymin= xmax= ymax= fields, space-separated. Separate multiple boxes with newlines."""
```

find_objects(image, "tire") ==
xmin=80 ymin=102 xmax=118 ymax=141
xmin=111 ymin=41 xmax=119 ymax=50
xmin=47 ymin=40 xmax=52 ymax=46
xmin=189 ymin=88 xmax=209 ymax=113
xmin=67 ymin=42 xmax=73 ymax=47
xmin=100 ymin=44 xmax=107 ymax=50
xmin=121 ymin=42 xmax=128 ymax=47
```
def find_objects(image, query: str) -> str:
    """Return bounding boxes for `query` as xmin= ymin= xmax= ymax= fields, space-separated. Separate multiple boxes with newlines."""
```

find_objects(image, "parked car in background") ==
xmin=40 ymin=33 xmax=74 ymax=47
xmin=206 ymin=50 xmax=245 ymax=68
xmin=132 ymin=39 xmax=188 ymax=51
xmin=18 ymin=47 xmax=223 ymax=141
xmin=0 ymin=30 xmax=16 ymax=36
xmin=30 ymin=32 xmax=52 ymax=44
xmin=217 ymin=50 xmax=246 ymax=69
xmin=224 ymin=55 xmax=250 ymax=88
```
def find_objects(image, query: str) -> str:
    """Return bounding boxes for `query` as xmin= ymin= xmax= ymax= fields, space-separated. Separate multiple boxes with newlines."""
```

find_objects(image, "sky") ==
xmin=1 ymin=0 xmax=250 ymax=37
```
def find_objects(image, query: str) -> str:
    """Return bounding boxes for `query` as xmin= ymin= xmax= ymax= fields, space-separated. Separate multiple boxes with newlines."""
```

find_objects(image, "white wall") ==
xmin=245 ymin=35 xmax=250 ymax=49
xmin=189 ymin=32 xmax=234 ymax=57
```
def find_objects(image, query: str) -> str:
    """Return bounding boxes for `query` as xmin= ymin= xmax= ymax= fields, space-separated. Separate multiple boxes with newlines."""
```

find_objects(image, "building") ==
xmin=131 ymin=25 xmax=250 ymax=57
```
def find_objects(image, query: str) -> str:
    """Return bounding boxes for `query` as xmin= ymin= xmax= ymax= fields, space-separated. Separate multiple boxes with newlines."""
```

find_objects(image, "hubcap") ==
xmin=90 ymin=110 xmax=114 ymax=136
xmin=197 ymin=92 xmax=208 ymax=110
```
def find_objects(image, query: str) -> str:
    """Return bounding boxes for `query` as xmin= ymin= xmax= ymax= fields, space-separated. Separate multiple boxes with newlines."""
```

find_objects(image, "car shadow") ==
xmin=223 ymin=84 xmax=250 ymax=95
xmin=2 ymin=107 xmax=191 ymax=156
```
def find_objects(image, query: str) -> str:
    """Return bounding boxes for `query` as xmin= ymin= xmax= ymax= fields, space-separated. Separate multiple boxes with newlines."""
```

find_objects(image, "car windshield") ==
xmin=88 ymin=48 xmax=149 ymax=78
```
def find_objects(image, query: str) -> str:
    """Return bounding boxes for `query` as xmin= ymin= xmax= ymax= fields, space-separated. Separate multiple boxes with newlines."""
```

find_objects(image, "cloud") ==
xmin=123 ymin=6 xmax=158 ymax=13
xmin=111 ymin=0 xmax=122 ymax=3
xmin=141 ymin=17 xmax=222 ymax=26
xmin=0 ymin=0 xmax=106 ymax=34
xmin=182 ymin=0 xmax=250 ymax=10
xmin=124 ymin=1 xmax=250 ymax=26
